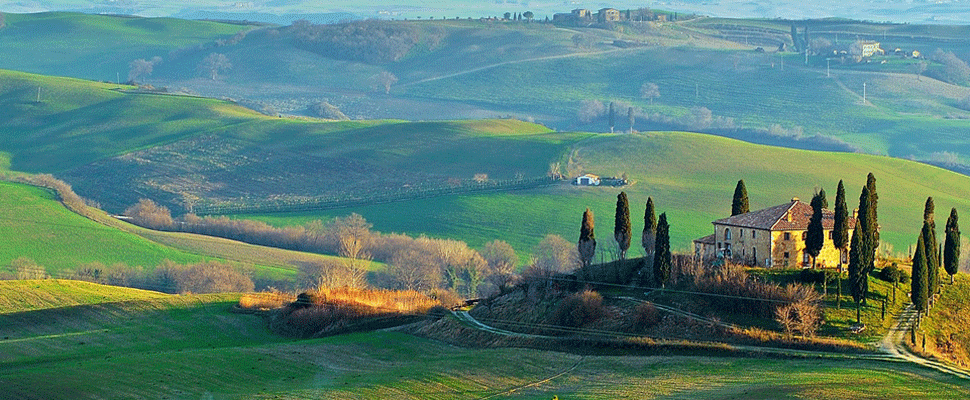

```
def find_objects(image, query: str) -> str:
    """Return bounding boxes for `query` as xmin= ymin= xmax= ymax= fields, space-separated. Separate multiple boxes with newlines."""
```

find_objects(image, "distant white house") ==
xmin=575 ymin=174 xmax=601 ymax=186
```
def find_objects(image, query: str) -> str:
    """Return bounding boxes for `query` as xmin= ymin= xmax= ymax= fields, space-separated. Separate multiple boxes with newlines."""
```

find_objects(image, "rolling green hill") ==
xmin=243 ymin=131 xmax=970 ymax=258
xmin=0 ymin=180 xmax=203 ymax=272
xmin=4 ymin=12 xmax=970 ymax=169
xmin=1 ymin=68 xmax=967 ymax=260
xmin=0 ymin=279 xmax=167 ymax=313
xmin=0 ymin=12 xmax=250 ymax=83
xmin=1 ymin=280 xmax=967 ymax=399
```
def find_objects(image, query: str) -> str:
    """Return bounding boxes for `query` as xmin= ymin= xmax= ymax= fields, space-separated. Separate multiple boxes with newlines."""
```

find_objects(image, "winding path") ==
xmin=879 ymin=303 xmax=970 ymax=379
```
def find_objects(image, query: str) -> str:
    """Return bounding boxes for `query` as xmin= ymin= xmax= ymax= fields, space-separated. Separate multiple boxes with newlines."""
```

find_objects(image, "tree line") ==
xmin=124 ymin=199 xmax=583 ymax=297
xmin=290 ymin=19 xmax=444 ymax=64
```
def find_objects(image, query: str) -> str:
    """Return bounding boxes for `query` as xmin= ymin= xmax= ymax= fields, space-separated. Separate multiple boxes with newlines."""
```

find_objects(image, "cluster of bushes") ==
xmin=290 ymin=20 xmax=440 ymax=64
xmin=126 ymin=199 xmax=534 ymax=297
xmin=0 ymin=258 xmax=255 ymax=294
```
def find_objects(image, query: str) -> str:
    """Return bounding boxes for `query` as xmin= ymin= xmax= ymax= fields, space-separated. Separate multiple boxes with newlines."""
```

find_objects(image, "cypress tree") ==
xmin=855 ymin=182 xmax=877 ymax=304
xmin=866 ymin=173 xmax=879 ymax=257
xmin=923 ymin=197 xmax=939 ymax=294
xmin=614 ymin=192 xmax=632 ymax=259
xmin=578 ymin=208 xmax=596 ymax=268
xmin=912 ymin=226 xmax=929 ymax=315
xmin=731 ymin=179 xmax=749 ymax=216
xmin=653 ymin=213 xmax=671 ymax=288
xmin=642 ymin=197 xmax=657 ymax=257
xmin=817 ymin=187 xmax=828 ymax=209
xmin=848 ymin=222 xmax=864 ymax=323
xmin=806 ymin=191 xmax=825 ymax=269
xmin=832 ymin=180 xmax=850 ymax=271
xmin=945 ymin=208 xmax=961 ymax=284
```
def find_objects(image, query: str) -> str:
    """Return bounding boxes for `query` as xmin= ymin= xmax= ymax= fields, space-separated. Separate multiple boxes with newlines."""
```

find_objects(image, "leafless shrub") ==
xmin=125 ymin=198 xmax=174 ymax=230
xmin=551 ymin=290 xmax=604 ymax=327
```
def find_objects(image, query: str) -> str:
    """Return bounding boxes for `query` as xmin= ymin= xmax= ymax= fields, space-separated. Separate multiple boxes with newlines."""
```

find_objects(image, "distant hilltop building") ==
xmin=575 ymin=174 xmax=601 ymax=186
xmin=597 ymin=8 xmax=621 ymax=23
xmin=693 ymin=198 xmax=858 ymax=268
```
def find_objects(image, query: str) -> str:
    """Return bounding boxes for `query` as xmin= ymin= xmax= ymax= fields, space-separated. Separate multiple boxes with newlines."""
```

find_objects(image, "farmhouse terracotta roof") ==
xmin=693 ymin=234 xmax=716 ymax=245
xmin=713 ymin=199 xmax=857 ymax=231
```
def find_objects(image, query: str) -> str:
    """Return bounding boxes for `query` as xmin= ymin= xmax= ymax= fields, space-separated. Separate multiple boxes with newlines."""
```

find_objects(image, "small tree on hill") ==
xmin=628 ymin=107 xmax=635 ymax=133
xmin=614 ymin=192 xmax=632 ymax=260
xmin=805 ymin=191 xmax=825 ymax=269
xmin=642 ymin=197 xmax=657 ymax=258
xmin=608 ymin=102 xmax=616 ymax=133
xmin=945 ymin=208 xmax=961 ymax=284
xmin=653 ymin=213 xmax=671 ymax=288
xmin=578 ymin=208 xmax=596 ymax=268
xmin=640 ymin=82 xmax=660 ymax=104
xmin=731 ymin=179 xmax=749 ymax=216
xmin=198 ymin=53 xmax=231 ymax=80
xmin=523 ymin=11 xmax=534 ymax=21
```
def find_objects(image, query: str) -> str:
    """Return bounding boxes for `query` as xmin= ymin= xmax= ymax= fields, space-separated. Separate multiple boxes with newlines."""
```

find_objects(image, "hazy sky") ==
xmin=2 ymin=0 xmax=969 ymax=24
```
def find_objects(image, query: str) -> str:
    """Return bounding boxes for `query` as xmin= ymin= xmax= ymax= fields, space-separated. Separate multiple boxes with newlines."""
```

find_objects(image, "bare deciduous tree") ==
xmin=125 ymin=198 xmax=174 ymax=230
xmin=577 ymin=99 xmax=605 ymax=123
xmin=370 ymin=71 xmax=398 ymax=94
xmin=387 ymin=247 xmax=441 ymax=291
xmin=198 ymin=53 xmax=232 ymax=80
xmin=639 ymin=82 xmax=660 ymax=105
xmin=127 ymin=56 xmax=161 ymax=83
xmin=526 ymin=234 xmax=579 ymax=281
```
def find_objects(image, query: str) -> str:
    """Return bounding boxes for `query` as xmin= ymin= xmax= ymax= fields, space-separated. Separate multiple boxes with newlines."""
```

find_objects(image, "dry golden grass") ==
xmin=312 ymin=287 xmax=440 ymax=315
xmin=238 ymin=291 xmax=293 ymax=310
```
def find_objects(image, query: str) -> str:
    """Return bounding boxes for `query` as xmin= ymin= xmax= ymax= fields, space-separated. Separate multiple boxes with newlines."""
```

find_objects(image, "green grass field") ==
xmin=0 ymin=12 xmax=248 ymax=83
xmin=2 ymin=280 xmax=968 ymax=399
xmin=0 ymin=180 xmax=204 ymax=273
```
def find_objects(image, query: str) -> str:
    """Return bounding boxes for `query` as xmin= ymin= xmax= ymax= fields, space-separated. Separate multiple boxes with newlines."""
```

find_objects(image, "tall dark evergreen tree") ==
xmin=817 ymin=188 xmax=828 ymax=209
xmin=578 ymin=208 xmax=596 ymax=268
xmin=731 ymin=179 xmax=749 ymax=216
xmin=923 ymin=197 xmax=940 ymax=294
xmin=866 ymin=173 xmax=880 ymax=257
xmin=608 ymin=102 xmax=616 ymax=133
xmin=848 ymin=222 xmax=864 ymax=323
xmin=806 ymin=191 xmax=825 ymax=269
xmin=614 ymin=192 xmax=632 ymax=259
xmin=653 ymin=213 xmax=671 ymax=288
xmin=832 ymin=180 xmax=850 ymax=271
xmin=912 ymin=226 xmax=929 ymax=315
xmin=945 ymin=208 xmax=961 ymax=284
xmin=854 ymin=181 xmax=878 ymax=304
xmin=642 ymin=197 xmax=657 ymax=257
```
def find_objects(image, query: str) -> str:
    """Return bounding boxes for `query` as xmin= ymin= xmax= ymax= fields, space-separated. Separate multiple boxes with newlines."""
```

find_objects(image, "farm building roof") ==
xmin=713 ymin=198 xmax=857 ymax=231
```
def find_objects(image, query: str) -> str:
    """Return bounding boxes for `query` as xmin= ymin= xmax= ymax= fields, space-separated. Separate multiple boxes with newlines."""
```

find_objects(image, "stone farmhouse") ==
xmin=693 ymin=198 xmax=857 ymax=269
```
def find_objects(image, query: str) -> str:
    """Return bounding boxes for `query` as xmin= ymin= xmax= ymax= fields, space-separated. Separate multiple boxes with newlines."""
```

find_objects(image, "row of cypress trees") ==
xmin=578 ymin=192 xmax=672 ymax=288
xmin=911 ymin=197 xmax=961 ymax=322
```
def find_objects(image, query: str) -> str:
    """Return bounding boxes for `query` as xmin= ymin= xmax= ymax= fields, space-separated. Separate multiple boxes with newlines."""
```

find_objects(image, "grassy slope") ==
xmin=0 ymin=178 xmax=351 ymax=282
xmin=920 ymin=273 xmax=970 ymax=367
xmin=0 ymin=279 xmax=167 ymax=313
xmin=0 ymin=12 xmax=248 ymax=82
xmin=0 ymin=180 xmax=203 ymax=272
xmin=1 ymin=281 xmax=967 ymax=399
xmin=0 ymin=69 xmax=261 ymax=173
xmin=245 ymin=131 xmax=970 ymax=258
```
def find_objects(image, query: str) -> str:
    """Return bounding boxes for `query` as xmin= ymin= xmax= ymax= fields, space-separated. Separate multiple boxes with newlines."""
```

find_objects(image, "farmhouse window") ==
xmin=784 ymin=232 xmax=791 ymax=241
xmin=724 ymin=228 xmax=732 ymax=240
